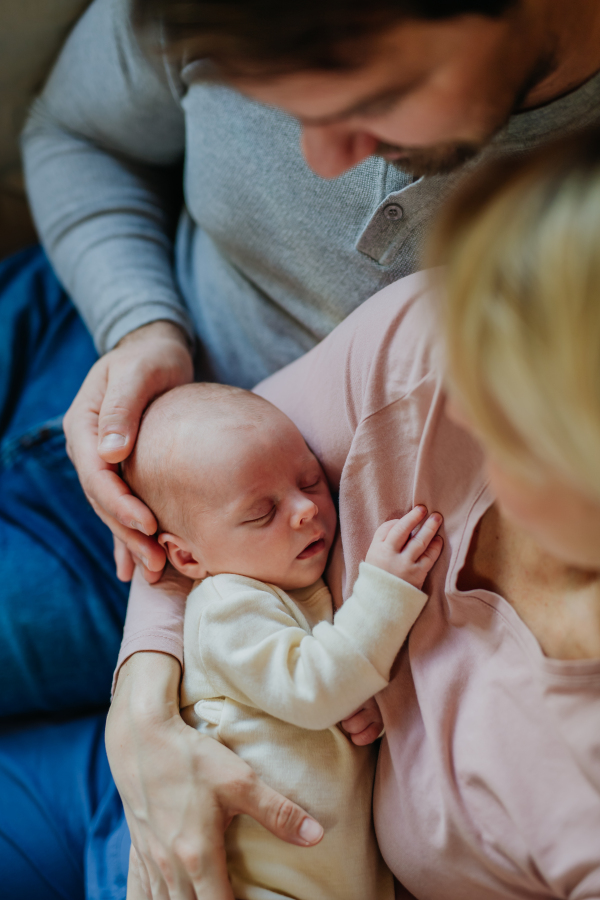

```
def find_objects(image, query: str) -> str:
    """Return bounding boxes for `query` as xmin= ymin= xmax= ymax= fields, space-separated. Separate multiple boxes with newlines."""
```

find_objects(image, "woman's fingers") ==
xmin=243 ymin=776 xmax=323 ymax=847
xmin=127 ymin=847 xmax=153 ymax=900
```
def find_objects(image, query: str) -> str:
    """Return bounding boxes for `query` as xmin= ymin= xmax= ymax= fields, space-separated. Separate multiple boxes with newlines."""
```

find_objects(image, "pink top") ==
xmin=118 ymin=272 xmax=600 ymax=899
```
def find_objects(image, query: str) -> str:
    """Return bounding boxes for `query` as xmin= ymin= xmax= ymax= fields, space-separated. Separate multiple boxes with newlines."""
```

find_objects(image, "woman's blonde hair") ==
xmin=428 ymin=129 xmax=600 ymax=499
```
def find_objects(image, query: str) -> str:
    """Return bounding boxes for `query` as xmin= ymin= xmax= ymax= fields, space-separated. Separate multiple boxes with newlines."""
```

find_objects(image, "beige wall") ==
xmin=0 ymin=0 xmax=91 ymax=257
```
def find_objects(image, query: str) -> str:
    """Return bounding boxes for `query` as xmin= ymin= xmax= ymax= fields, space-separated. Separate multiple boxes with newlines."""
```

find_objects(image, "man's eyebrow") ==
xmin=298 ymin=83 xmax=413 ymax=128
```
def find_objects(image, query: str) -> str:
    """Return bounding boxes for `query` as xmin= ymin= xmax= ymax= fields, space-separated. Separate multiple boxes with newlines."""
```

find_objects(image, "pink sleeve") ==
xmin=112 ymin=567 xmax=186 ymax=694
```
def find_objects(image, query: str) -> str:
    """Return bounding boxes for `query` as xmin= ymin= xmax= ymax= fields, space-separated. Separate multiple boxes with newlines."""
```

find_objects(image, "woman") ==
xmin=2 ymin=130 xmax=600 ymax=899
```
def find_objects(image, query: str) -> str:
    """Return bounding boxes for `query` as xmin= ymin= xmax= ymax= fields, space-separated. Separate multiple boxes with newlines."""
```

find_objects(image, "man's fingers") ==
xmin=97 ymin=327 xmax=193 ymax=465
xmin=88 ymin=467 xmax=157 ymax=535
xmin=87 ymin=495 xmax=166 ymax=574
xmin=114 ymin=536 xmax=135 ymax=583
xmin=244 ymin=779 xmax=323 ymax=847
xmin=97 ymin=355 xmax=162 ymax=465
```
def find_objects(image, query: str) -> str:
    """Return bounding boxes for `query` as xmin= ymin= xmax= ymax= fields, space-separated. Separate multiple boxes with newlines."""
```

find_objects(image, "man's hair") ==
xmin=427 ymin=126 xmax=600 ymax=500
xmin=132 ymin=0 xmax=515 ymax=77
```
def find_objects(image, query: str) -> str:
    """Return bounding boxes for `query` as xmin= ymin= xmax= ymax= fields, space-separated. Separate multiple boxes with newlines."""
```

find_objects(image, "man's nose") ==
xmin=301 ymin=126 xmax=379 ymax=178
xmin=290 ymin=495 xmax=319 ymax=528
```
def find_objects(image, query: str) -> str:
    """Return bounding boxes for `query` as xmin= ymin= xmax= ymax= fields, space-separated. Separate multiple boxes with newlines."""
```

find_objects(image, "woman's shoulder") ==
xmin=257 ymin=270 xmax=439 ymax=488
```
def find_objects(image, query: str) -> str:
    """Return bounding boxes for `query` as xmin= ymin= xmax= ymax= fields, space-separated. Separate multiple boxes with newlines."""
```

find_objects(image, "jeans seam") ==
xmin=0 ymin=415 xmax=65 ymax=470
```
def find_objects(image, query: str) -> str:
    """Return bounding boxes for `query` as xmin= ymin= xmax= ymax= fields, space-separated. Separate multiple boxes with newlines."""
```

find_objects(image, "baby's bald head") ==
xmin=123 ymin=383 xmax=282 ymax=539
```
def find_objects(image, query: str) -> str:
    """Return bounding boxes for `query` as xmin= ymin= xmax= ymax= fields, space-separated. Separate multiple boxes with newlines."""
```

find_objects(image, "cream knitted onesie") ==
xmin=180 ymin=561 xmax=427 ymax=900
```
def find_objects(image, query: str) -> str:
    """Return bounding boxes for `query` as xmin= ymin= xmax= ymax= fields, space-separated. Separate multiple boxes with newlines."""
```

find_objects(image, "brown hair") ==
xmin=132 ymin=0 xmax=515 ymax=77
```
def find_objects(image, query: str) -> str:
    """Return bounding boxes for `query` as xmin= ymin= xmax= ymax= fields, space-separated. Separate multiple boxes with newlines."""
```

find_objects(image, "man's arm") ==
xmin=22 ymin=0 xmax=197 ymax=575
xmin=22 ymin=0 xmax=191 ymax=354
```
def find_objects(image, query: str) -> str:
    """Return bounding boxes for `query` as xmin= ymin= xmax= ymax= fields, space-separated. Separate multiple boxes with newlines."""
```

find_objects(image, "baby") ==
xmin=124 ymin=382 xmax=443 ymax=900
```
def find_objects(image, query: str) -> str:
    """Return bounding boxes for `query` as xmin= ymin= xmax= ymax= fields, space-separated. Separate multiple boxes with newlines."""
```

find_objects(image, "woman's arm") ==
xmin=107 ymin=651 xmax=323 ymax=900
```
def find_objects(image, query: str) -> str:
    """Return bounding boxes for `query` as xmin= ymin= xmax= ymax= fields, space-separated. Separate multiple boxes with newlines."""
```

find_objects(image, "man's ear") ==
xmin=157 ymin=533 xmax=208 ymax=580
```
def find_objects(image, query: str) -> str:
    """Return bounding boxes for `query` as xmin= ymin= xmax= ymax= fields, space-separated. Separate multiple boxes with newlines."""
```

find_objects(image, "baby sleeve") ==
xmin=196 ymin=564 xmax=426 ymax=731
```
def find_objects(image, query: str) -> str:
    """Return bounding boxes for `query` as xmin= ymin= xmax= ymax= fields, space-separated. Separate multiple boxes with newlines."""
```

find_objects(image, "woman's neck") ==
xmin=458 ymin=504 xmax=600 ymax=660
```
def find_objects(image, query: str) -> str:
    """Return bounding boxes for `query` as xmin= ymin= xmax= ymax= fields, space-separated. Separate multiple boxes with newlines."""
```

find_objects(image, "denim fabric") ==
xmin=0 ymin=712 xmax=129 ymax=900
xmin=0 ymin=246 xmax=128 ymax=716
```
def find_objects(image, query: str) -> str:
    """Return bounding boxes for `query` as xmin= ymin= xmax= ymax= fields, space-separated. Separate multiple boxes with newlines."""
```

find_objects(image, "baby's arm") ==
xmin=341 ymin=506 xmax=442 ymax=744
xmin=194 ymin=507 xmax=442 ymax=731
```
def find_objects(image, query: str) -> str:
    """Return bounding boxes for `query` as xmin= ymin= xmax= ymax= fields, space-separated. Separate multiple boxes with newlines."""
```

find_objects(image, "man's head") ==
xmin=133 ymin=0 xmax=570 ymax=177
xmin=123 ymin=384 xmax=337 ymax=590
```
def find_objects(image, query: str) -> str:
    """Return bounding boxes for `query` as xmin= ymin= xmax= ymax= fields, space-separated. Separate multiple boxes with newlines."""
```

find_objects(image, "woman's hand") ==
xmin=63 ymin=321 xmax=194 ymax=584
xmin=107 ymin=651 xmax=324 ymax=900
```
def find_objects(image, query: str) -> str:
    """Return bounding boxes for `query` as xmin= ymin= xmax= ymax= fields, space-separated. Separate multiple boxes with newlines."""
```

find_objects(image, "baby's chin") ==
xmin=274 ymin=557 xmax=329 ymax=592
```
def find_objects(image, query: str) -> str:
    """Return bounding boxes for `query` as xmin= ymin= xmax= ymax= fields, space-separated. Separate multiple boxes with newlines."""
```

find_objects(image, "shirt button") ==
xmin=384 ymin=203 xmax=403 ymax=220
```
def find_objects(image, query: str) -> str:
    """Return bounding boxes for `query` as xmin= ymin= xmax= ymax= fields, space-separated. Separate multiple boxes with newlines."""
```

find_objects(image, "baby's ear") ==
xmin=158 ymin=533 xmax=208 ymax=580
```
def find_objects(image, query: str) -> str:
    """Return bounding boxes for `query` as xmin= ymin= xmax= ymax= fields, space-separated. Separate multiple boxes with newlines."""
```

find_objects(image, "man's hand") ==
xmin=366 ymin=506 xmax=443 ymax=590
xmin=63 ymin=321 xmax=194 ymax=583
xmin=340 ymin=696 xmax=383 ymax=746
xmin=107 ymin=652 xmax=324 ymax=900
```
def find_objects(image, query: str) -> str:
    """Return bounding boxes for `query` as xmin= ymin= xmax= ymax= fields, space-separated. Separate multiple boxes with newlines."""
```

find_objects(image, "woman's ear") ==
xmin=157 ymin=533 xmax=208 ymax=580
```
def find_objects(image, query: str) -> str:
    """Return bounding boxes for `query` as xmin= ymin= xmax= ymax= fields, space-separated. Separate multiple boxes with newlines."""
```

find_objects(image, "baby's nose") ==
xmin=292 ymin=497 xmax=318 ymax=527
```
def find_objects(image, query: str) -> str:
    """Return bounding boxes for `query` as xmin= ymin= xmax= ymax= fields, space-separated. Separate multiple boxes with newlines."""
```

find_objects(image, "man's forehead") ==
xmin=229 ymin=14 xmax=503 ymax=123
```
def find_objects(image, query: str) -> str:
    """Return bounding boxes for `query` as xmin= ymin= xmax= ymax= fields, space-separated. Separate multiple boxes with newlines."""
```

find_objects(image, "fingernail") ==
xmin=130 ymin=520 xmax=144 ymax=533
xmin=299 ymin=818 xmax=323 ymax=844
xmin=100 ymin=433 xmax=127 ymax=450
xmin=141 ymin=556 xmax=150 ymax=568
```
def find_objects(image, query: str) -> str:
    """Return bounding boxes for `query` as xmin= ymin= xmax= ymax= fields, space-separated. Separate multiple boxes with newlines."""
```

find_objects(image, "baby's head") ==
xmin=123 ymin=384 xmax=337 ymax=590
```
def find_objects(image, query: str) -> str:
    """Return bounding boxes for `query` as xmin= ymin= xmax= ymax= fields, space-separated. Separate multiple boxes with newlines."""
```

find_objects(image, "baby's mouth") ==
xmin=297 ymin=536 xmax=326 ymax=560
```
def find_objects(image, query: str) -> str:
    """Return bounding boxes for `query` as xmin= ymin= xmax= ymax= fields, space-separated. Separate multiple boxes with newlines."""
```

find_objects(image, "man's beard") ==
xmin=375 ymin=140 xmax=483 ymax=178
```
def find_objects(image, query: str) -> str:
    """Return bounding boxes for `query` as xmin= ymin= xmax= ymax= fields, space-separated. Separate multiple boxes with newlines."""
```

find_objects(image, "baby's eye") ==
xmin=301 ymin=477 xmax=321 ymax=491
xmin=247 ymin=506 xmax=276 ymax=525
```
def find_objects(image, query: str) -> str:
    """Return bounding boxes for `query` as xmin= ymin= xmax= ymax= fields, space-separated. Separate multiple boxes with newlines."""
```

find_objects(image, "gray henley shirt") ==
xmin=22 ymin=0 xmax=600 ymax=388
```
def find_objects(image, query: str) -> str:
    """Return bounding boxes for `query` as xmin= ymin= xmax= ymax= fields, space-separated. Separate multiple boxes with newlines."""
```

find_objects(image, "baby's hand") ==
xmin=340 ymin=697 xmax=383 ymax=746
xmin=366 ymin=506 xmax=443 ymax=590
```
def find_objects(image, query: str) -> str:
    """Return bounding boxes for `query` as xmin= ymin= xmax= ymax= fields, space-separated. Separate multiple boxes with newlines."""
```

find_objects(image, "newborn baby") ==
xmin=124 ymin=383 xmax=443 ymax=900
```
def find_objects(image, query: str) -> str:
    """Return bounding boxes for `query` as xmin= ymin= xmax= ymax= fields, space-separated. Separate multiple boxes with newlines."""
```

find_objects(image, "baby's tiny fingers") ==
xmin=371 ymin=519 xmax=403 ymax=544
xmin=351 ymin=723 xmax=383 ymax=746
xmin=405 ymin=513 xmax=443 ymax=559
xmin=384 ymin=506 xmax=428 ymax=551
xmin=419 ymin=534 xmax=444 ymax=569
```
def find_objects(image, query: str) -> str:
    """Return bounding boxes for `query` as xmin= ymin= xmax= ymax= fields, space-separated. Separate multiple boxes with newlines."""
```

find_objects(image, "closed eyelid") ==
xmin=243 ymin=505 xmax=276 ymax=524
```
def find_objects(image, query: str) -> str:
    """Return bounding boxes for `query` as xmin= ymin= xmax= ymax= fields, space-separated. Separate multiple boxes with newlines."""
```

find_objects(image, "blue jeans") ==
xmin=0 ymin=712 xmax=129 ymax=899
xmin=0 ymin=246 xmax=128 ymax=716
